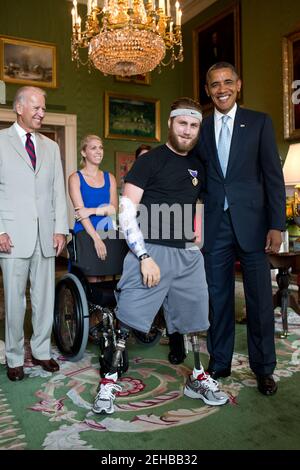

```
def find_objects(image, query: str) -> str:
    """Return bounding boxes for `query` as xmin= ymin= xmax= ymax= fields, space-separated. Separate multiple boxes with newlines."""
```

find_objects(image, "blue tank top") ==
xmin=73 ymin=170 xmax=114 ymax=233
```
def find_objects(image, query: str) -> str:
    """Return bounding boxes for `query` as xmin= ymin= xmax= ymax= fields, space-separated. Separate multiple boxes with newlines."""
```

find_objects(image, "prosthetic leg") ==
xmin=107 ymin=325 xmax=130 ymax=374
xmin=92 ymin=324 xmax=130 ymax=415
xmin=190 ymin=333 xmax=202 ymax=370
xmin=184 ymin=332 xmax=229 ymax=406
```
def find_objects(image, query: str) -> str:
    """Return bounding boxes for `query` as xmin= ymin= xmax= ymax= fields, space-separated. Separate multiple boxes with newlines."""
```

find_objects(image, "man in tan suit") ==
xmin=0 ymin=86 xmax=69 ymax=381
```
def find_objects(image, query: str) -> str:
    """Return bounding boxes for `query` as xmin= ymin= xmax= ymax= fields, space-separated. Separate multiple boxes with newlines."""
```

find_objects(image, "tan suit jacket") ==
xmin=0 ymin=124 xmax=69 ymax=257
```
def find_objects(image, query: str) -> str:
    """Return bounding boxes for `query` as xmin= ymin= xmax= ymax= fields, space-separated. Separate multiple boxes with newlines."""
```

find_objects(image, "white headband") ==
xmin=170 ymin=108 xmax=202 ymax=122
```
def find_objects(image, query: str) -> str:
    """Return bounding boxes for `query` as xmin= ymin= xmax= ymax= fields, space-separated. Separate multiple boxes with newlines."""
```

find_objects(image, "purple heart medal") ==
xmin=188 ymin=169 xmax=198 ymax=186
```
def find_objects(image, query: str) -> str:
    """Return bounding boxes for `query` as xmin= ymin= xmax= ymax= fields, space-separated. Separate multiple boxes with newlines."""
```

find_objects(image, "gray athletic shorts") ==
xmin=115 ymin=243 xmax=209 ymax=334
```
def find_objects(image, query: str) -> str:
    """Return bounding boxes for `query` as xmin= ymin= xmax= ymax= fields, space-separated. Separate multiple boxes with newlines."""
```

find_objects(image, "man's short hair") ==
xmin=206 ymin=62 xmax=239 ymax=84
xmin=170 ymin=97 xmax=202 ymax=116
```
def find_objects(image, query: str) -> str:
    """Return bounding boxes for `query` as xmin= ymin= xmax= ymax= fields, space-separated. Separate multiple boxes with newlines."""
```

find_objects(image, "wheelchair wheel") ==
xmin=99 ymin=338 xmax=129 ymax=378
xmin=53 ymin=273 xmax=89 ymax=362
xmin=131 ymin=307 xmax=164 ymax=347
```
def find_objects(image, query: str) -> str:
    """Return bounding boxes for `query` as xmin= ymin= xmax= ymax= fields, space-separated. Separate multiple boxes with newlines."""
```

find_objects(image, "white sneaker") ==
xmin=184 ymin=372 xmax=229 ymax=406
xmin=92 ymin=373 xmax=122 ymax=415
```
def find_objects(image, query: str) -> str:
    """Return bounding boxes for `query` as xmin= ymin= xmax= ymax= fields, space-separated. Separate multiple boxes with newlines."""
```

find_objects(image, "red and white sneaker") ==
xmin=184 ymin=371 xmax=229 ymax=406
xmin=92 ymin=372 xmax=122 ymax=414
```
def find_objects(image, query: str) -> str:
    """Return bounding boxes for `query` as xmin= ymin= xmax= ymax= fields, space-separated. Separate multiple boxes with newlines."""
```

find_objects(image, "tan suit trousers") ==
xmin=0 ymin=236 xmax=55 ymax=368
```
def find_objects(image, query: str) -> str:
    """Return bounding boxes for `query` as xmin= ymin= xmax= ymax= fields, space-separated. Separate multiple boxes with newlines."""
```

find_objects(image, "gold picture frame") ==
xmin=104 ymin=91 xmax=160 ymax=142
xmin=115 ymin=73 xmax=151 ymax=85
xmin=193 ymin=1 xmax=241 ymax=112
xmin=115 ymin=151 xmax=136 ymax=188
xmin=283 ymin=29 xmax=300 ymax=140
xmin=0 ymin=35 xmax=57 ymax=88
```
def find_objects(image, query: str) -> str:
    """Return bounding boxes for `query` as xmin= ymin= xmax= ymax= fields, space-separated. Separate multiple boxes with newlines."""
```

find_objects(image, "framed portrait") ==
xmin=104 ymin=91 xmax=160 ymax=142
xmin=193 ymin=1 xmax=241 ymax=112
xmin=0 ymin=36 xmax=57 ymax=88
xmin=115 ymin=73 xmax=151 ymax=86
xmin=115 ymin=151 xmax=136 ymax=188
xmin=283 ymin=29 xmax=300 ymax=140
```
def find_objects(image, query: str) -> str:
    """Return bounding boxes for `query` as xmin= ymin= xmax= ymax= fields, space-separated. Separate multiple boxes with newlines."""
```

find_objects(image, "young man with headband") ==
xmin=92 ymin=97 xmax=229 ymax=415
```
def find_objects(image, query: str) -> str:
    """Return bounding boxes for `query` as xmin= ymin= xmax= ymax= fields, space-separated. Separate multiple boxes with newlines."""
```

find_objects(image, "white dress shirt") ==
xmin=14 ymin=121 xmax=37 ymax=148
xmin=214 ymin=103 xmax=237 ymax=145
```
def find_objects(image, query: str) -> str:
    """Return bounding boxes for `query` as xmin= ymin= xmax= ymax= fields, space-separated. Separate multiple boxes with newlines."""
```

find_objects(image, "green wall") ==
xmin=0 ymin=0 xmax=181 ymax=173
xmin=1 ymin=0 xmax=300 ymax=167
xmin=182 ymin=0 xmax=300 ymax=161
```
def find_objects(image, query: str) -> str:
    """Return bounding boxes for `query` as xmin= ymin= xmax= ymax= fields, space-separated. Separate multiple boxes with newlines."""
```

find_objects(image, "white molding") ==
xmin=0 ymin=108 xmax=77 ymax=228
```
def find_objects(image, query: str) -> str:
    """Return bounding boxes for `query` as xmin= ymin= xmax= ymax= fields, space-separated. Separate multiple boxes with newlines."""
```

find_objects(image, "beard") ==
xmin=168 ymin=127 xmax=199 ymax=154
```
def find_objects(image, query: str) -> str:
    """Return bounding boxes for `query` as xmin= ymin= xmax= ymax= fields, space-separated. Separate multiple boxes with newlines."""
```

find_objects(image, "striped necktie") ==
xmin=25 ymin=133 xmax=36 ymax=170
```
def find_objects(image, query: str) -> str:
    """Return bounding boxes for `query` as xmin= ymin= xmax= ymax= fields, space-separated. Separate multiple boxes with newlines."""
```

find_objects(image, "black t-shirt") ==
xmin=125 ymin=144 xmax=204 ymax=248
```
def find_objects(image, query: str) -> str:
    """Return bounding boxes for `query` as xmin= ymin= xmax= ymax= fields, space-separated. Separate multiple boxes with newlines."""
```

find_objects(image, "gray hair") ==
xmin=13 ymin=86 xmax=46 ymax=112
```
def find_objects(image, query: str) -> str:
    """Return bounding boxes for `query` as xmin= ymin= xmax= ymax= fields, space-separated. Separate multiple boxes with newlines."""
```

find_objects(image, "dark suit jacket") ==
xmin=197 ymin=106 xmax=286 ymax=253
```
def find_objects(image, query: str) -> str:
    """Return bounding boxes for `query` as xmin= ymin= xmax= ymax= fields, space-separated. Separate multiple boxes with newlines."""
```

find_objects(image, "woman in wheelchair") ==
xmin=68 ymin=134 xmax=118 ymax=282
xmin=68 ymin=134 xmax=119 ymax=341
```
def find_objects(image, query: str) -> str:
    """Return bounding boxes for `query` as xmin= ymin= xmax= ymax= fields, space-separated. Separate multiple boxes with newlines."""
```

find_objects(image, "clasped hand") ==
xmin=74 ymin=206 xmax=91 ymax=221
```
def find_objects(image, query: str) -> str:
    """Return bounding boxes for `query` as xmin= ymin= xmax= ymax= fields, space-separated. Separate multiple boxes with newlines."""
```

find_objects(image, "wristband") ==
xmin=139 ymin=253 xmax=150 ymax=261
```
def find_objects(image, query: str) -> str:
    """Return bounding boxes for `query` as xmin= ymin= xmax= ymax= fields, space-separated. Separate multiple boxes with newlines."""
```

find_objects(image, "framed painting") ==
xmin=115 ymin=151 xmax=136 ymax=188
xmin=104 ymin=91 xmax=160 ymax=142
xmin=283 ymin=29 xmax=300 ymax=140
xmin=0 ymin=36 xmax=57 ymax=88
xmin=115 ymin=73 xmax=151 ymax=85
xmin=193 ymin=1 xmax=241 ymax=112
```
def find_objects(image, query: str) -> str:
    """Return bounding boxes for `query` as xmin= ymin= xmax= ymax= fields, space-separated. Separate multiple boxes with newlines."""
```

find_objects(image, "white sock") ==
xmin=193 ymin=366 xmax=204 ymax=379
xmin=104 ymin=372 xmax=118 ymax=382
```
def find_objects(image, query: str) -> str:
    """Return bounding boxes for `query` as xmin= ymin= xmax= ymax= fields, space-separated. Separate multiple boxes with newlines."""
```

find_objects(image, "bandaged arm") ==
xmin=120 ymin=183 xmax=160 ymax=288
xmin=119 ymin=195 xmax=147 ymax=259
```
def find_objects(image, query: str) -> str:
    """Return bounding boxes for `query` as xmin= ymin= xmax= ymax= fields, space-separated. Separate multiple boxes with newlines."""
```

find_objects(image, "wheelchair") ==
xmin=53 ymin=229 xmax=164 ymax=377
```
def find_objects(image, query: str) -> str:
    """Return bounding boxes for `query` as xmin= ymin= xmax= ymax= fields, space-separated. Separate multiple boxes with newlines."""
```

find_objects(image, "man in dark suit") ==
xmin=197 ymin=62 xmax=286 ymax=395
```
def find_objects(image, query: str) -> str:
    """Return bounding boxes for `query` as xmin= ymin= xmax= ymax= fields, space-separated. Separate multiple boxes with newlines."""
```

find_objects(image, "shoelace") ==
xmin=197 ymin=373 xmax=219 ymax=392
xmin=97 ymin=382 xmax=122 ymax=401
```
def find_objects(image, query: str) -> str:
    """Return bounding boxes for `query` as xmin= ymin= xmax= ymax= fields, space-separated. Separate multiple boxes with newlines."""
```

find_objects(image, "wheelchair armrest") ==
xmin=67 ymin=230 xmax=77 ymax=262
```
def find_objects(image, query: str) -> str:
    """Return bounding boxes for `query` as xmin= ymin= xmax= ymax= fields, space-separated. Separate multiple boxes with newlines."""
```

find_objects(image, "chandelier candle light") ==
xmin=71 ymin=0 xmax=183 ymax=76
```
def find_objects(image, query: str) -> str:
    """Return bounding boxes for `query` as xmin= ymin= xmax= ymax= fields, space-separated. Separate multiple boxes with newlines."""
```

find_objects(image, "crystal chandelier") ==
xmin=71 ymin=0 xmax=183 ymax=76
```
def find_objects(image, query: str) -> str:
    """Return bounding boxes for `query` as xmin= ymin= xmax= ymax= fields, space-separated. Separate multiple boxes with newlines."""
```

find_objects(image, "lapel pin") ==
xmin=240 ymin=124 xmax=246 ymax=127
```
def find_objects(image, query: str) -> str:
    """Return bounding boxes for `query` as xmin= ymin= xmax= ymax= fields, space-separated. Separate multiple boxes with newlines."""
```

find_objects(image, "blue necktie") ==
xmin=218 ymin=115 xmax=231 ymax=210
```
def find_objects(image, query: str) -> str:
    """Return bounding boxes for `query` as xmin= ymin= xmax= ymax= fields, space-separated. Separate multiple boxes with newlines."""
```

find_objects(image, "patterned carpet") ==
xmin=0 ymin=308 xmax=300 ymax=450
xmin=0 ymin=261 xmax=300 ymax=451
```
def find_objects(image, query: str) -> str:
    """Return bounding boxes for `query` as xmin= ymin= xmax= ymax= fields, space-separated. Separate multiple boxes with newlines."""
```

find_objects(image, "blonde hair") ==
xmin=79 ymin=134 xmax=103 ymax=167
